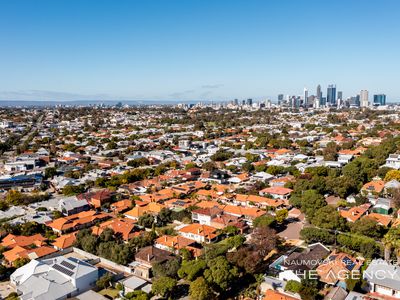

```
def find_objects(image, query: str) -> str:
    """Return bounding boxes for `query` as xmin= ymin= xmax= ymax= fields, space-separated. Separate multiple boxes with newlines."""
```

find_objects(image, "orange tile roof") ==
xmin=340 ymin=204 xmax=371 ymax=222
xmin=155 ymin=235 xmax=195 ymax=250
xmin=92 ymin=218 xmax=139 ymax=240
xmin=263 ymin=290 xmax=298 ymax=300
xmin=52 ymin=233 xmax=76 ymax=249
xmin=362 ymin=180 xmax=385 ymax=194
xmin=365 ymin=213 xmax=393 ymax=227
xmin=260 ymin=186 xmax=293 ymax=195
xmin=222 ymin=205 xmax=266 ymax=219
xmin=124 ymin=202 xmax=164 ymax=219
xmin=317 ymin=252 xmax=363 ymax=285
xmin=47 ymin=210 xmax=109 ymax=232
xmin=179 ymin=224 xmax=218 ymax=240
xmin=1 ymin=234 xmax=46 ymax=248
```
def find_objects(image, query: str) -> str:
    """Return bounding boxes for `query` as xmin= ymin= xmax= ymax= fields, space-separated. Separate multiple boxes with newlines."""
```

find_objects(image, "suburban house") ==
xmin=316 ymin=252 xmax=363 ymax=289
xmin=363 ymin=259 xmax=400 ymax=298
xmin=277 ymin=243 xmax=330 ymax=282
xmin=10 ymin=256 xmax=99 ymax=299
xmin=178 ymin=223 xmax=219 ymax=243
xmin=133 ymin=246 xmax=175 ymax=279
xmin=259 ymin=186 xmax=293 ymax=199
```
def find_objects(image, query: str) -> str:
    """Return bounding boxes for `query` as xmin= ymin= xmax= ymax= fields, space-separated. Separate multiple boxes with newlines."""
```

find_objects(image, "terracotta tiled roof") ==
xmin=263 ymin=290 xmax=298 ymax=300
xmin=260 ymin=186 xmax=293 ymax=195
xmin=178 ymin=224 xmax=218 ymax=240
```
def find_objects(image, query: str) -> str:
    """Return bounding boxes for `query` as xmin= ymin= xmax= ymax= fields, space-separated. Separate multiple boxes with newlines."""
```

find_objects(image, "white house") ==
xmin=11 ymin=256 xmax=99 ymax=300
xmin=363 ymin=259 xmax=400 ymax=298
xmin=384 ymin=154 xmax=400 ymax=170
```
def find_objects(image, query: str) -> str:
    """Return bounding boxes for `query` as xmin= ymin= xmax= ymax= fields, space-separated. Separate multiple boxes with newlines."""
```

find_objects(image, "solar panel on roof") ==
xmin=60 ymin=260 xmax=76 ymax=270
xmin=53 ymin=264 xmax=74 ymax=276
xmin=342 ymin=257 xmax=355 ymax=271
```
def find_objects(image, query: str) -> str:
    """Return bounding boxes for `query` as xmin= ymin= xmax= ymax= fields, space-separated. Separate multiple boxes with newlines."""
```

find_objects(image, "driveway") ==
xmin=0 ymin=281 xmax=15 ymax=299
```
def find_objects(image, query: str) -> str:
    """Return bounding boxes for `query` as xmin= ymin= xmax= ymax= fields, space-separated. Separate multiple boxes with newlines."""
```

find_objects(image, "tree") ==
xmin=250 ymin=226 xmax=277 ymax=256
xmin=204 ymin=256 xmax=238 ymax=291
xmin=178 ymin=259 xmax=206 ymax=281
xmin=293 ymin=189 xmax=326 ymax=219
xmin=385 ymin=170 xmax=400 ymax=182
xmin=253 ymin=214 xmax=275 ymax=228
xmin=350 ymin=218 xmax=384 ymax=239
xmin=300 ymin=227 xmax=335 ymax=244
xmin=125 ymin=291 xmax=149 ymax=300
xmin=152 ymin=257 xmax=181 ymax=278
xmin=189 ymin=277 xmax=213 ymax=300
xmin=96 ymin=272 xmax=113 ymax=289
xmin=62 ymin=185 xmax=85 ymax=196
xmin=44 ymin=167 xmax=57 ymax=179
xmin=13 ymin=257 xmax=30 ymax=268
xmin=383 ymin=227 xmax=400 ymax=262
xmin=284 ymin=280 xmax=302 ymax=293
xmin=151 ymin=276 xmax=177 ymax=298
xmin=138 ymin=214 xmax=154 ymax=228
xmin=323 ymin=142 xmax=339 ymax=161
xmin=311 ymin=205 xmax=347 ymax=231
xmin=298 ymin=276 xmax=319 ymax=300
xmin=275 ymin=209 xmax=288 ymax=224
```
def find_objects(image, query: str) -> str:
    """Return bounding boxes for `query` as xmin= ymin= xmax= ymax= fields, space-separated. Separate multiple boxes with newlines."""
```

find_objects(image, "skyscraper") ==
xmin=327 ymin=84 xmax=336 ymax=105
xmin=316 ymin=84 xmax=322 ymax=100
xmin=373 ymin=94 xmax=386 ymax=106
xmin=337 ymin=91 xmax=343 ymax=100
xmin=360 ymin=90 xmax=369 ymax=107
xmin=303 ymin=87 xmax=308 ymax=107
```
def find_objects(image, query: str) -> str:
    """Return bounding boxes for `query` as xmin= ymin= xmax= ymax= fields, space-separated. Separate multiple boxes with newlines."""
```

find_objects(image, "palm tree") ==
xmin=383 ymin=227 xmax=400 ymax=263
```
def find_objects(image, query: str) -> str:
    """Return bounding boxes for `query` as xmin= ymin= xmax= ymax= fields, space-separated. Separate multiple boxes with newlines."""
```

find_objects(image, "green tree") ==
xmin=44 ymin=167 xmax=57 ymax=179
xmin=275 ymin=209 xmax=288 ymax=224
xmin=178 ymin=259 xmax=207 ymax=281
xmin=311 ymin=205 xmax=347 ymax=230
xmin=253 ymin=214 xmax=275 ymax=228
xmin=189 ymin=277 xmax=213 ymax=300
xmin=96 ymin=272 xmax=113 ymax=289
xmin=204 ymin=256 xmax=238 ymax=290
xmin=151 ymin=276 xmax=177 ymax=298
xmin=285 ymin=280 xmax=302 ymax=293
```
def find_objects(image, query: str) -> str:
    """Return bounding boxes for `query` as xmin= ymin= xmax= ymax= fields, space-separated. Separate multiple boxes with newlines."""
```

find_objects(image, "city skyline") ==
xmin=1 ymin=0 xmax=400 ymax=101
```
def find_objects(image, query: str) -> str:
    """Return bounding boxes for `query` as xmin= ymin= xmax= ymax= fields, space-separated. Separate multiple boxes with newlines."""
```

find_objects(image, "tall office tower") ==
xmin=303 ymin=88 xmax=308 ymax=107
xmin=278 ymin=94 xmax=284 ymax=105
xmin=373 ymin=94 xmax=386 ymax=106
xmin=234 ymin=98 xmax=239 ymax=106
xmin=360 ymin=90 xmax=369 ymax=107
xmin=327 ymin=84 xmax=337 ymax=105
xmin=246 ymin=98 xmax=253 ymax=106
xmin=316 ymin=84 xmax=322 ymax=100
xmin=337 ymin=91 xmax=343 ymax=101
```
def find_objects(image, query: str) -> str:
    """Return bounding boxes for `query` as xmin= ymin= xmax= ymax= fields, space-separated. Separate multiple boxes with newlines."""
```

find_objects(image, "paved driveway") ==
xmin=0 ymin=281 xmax=15 ymax=299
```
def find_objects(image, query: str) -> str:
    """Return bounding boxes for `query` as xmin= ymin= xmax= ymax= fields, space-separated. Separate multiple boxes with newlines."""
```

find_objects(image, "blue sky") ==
xmin=1 ymin=0 xmax=399 ymax=101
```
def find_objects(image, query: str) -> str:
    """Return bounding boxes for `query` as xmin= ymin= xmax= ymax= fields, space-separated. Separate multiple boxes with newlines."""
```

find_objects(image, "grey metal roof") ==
xmin=364 ymin=259 xmax=400 ymax=291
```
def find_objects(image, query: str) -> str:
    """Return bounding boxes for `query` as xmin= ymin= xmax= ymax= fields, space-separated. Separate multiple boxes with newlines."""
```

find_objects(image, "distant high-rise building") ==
xmin=337 ymin=91 xmax=343 ymax=100
xmin=373 ymin=94 xmax=386 ymax=106
xmin=278 ymin=94 xmax=284 ymax=102
xmin=246 ymin=98 xmax=253 ymax=106
xmin=234 ymin=99 xmax=239 ymax=106
xmin=303 ymin=88 xmax=308 ymax=107
xmin=360 ymin=90 xmax=369 ymax=107
xmin=316 ymin=84 xmax=322 ymax=100
xmin=327 ymin=84 xmax=336 ymax=105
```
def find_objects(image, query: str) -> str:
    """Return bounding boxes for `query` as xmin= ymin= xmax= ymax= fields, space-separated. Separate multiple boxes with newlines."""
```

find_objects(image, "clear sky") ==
xmin=1 ymin=0 xmax=400 ymax=102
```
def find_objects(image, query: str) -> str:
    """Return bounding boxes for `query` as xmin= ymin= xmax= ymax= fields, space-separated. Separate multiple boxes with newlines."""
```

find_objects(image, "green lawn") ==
xmin=99 ymin=288 xmax=120 ymax=299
